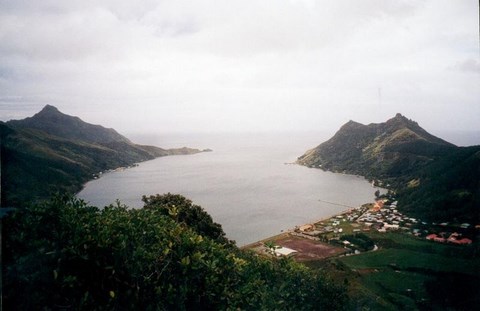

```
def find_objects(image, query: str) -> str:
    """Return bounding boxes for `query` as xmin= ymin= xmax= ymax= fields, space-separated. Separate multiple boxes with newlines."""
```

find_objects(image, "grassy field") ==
xmin=315 ymin=232 xmax=480 ymax=310
xmin=340 ymin=248 xmax=480 ymax=276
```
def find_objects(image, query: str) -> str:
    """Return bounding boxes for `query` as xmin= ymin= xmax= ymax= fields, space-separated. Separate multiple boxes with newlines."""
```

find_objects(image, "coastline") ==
xmin=241 ymin=204 xmax=367 ymax=250
xmin=241 ymin=163 xmax=383 ymax=250
xmin=75 ymin=149 xmax=208 ymax=198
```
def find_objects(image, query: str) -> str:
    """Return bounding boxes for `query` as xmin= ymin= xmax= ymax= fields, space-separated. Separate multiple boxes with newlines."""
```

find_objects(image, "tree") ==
xmin=264 ymin=240 xmax=277 ymax=257
xmin=142 ymin=193 xmax=232 ymax=245
xmin=4 ymin=194 xmax=348 ymax=310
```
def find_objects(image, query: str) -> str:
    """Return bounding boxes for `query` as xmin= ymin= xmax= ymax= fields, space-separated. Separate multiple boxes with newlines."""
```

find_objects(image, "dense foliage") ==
xmin=340 ymin=233 xmax=375 ymax=252
xmin=4 ymin=194 xmax=347 ymax=310
xmin=397 ymin=146 xmax=480 ymax=222
xmin=142 ymin=193 xmax=232 ymax=245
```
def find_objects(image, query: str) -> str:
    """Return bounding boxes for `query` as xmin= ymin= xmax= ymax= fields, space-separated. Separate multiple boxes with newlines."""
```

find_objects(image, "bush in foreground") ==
xmin=4 ymin=194 xmax=347 ymax=310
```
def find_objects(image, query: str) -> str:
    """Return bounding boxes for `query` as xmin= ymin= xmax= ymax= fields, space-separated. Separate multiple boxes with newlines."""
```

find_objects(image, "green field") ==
xmin=321 ymin=232 xmax=480 ymax=310
xmin=340 ymin=248 xmax=480 ymax=276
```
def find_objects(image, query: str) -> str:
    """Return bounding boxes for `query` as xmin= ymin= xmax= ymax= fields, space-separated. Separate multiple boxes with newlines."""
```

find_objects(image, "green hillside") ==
xmin=298 ymin=114 xmax=480 ymax=222
xmin=1 ymin=106 xmax=203 ymax=207
xmin=7 ymin=105 xmax=132 ymax=144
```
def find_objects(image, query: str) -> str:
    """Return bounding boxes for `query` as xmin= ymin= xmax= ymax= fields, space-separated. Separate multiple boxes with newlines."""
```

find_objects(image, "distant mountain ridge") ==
xmin=298 ymin=113 xmax=455 ymax=178
xmin=298 ymin=114 xmax=480 ymax=222
xmin=1 ymin=105 xmax=204 ymax=206
xmin=7 ymin=105 xmax=132 ymax=144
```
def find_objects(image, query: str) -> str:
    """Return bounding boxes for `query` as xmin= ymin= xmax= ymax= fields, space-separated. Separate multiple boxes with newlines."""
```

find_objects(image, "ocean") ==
xmin=77 ymin=131 xmax=385 ymax=246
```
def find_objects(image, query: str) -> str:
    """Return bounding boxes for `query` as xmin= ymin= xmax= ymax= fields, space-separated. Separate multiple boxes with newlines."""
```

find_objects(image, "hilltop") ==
xmin=1 ymin=105 xmax=203 ymax=207
xmin=7 ymin=105 xmax=132 ymax=144
xmin=298 ymin=114 xmax=480 ymax=222
xmin=298 ymin=113 xmax=455 ymax=178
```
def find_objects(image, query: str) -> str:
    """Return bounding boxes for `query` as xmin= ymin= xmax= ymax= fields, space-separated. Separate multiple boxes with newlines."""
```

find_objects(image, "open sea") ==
xmin=80 ymin=130 xmax=472 ymax=246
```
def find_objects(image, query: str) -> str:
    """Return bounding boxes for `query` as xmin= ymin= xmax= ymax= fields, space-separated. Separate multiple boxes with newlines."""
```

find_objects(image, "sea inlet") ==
xmin=78 ymin=132 xmax=382 ymax=246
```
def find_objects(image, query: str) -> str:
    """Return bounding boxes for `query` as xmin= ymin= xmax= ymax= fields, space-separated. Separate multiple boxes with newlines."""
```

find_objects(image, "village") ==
xmin=245 ymin=197 xmax=477 ymax=260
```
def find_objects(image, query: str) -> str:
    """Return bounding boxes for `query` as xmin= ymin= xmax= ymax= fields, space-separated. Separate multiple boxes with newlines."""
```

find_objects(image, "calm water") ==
xmin=78 ymin=132 xmax=382 ymax=246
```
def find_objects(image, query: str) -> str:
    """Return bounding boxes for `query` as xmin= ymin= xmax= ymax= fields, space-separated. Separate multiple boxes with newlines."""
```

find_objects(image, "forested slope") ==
xmin=298 ymin=114 xmax=480 ymax=222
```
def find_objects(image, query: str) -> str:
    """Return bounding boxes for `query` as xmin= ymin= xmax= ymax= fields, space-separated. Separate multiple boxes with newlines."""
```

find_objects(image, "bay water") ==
xmin=78 ymin=132 xmax=382 ymax=246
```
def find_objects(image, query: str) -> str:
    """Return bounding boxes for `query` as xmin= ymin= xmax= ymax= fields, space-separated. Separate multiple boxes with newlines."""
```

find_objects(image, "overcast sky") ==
xmin=1 ymin=0 xmax=479 ymax=134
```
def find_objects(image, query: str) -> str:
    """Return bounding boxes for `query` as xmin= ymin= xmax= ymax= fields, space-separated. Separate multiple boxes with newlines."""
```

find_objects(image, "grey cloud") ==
xmin=0 ymin=9 xmax=131 ymax=62
xmin=451 ymin=59 xmax=480 ymax=74
xmin=0 ymin=0 xmax=479 ymax=133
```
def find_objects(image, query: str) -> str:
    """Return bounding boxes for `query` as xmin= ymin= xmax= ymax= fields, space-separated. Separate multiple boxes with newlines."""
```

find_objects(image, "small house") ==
xmin=299 ymin=224 xmax=314 ymax=232
xmin=274 ymin=246 xmax=298 ymax=257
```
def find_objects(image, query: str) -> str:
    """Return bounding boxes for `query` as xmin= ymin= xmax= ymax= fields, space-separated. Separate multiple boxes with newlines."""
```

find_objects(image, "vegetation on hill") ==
xmin=397 ymin=146 xmax=480 ymax=222
xmin=4 ymin=194 xmax=348 ymax=310
xmin=297 ymin=114 xmax=480 ymax=222
xmin=142 ymin=193 xmax=232 ymax=245
xmin=1 ymin=106 xmax=203 ymax=207
xmin=298 ymin=114 xmax=455 ymax=179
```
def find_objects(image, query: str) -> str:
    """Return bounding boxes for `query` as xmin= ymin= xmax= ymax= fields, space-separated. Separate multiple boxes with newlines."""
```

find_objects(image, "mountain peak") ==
xmin=35 ymin=105 xmax=64 ymax=119
xmin=7 ymin=105 xmax=131 ymax=144
xmin=388 ymin=113 xmax=411 ymax=123
xmin=297 ymin=114 xmax=455 ymax=175
xmin=340 ymin=120 xmax=365 ymax=130
xmin=384 ymin=113 xmax=420 ymax=131
xmin=40 ymin=105 xmax=60 ymax=113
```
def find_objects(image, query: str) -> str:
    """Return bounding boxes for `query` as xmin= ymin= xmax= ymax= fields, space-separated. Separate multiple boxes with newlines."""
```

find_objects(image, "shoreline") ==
xmin=241 ymin=204 xmax=368 ymax=250
xmin=75 ymin=149 xmax=208 ymax=197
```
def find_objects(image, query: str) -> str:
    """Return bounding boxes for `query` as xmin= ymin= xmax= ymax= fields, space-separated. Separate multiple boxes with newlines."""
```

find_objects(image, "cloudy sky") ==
xmin=1 ymin=0 xmax=479 ymax=134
